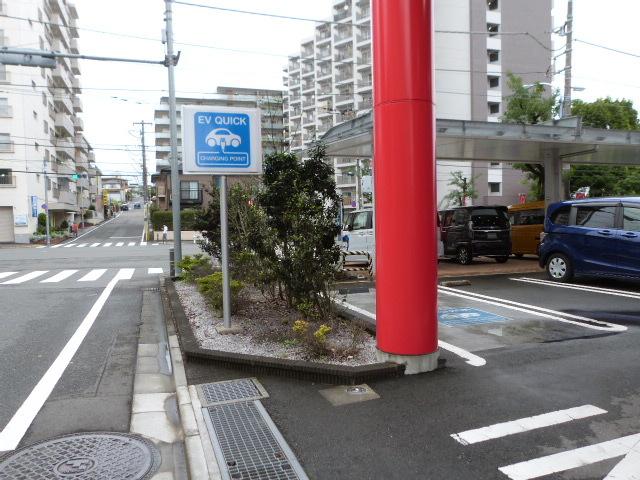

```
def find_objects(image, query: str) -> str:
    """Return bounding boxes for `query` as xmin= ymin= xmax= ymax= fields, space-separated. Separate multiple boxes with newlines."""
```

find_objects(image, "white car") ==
xmin=205 ymin=128 xmax=241 ymax=148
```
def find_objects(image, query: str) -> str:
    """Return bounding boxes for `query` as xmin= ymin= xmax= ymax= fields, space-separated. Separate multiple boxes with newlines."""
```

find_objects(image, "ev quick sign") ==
xmin=182 ymin=105 xmax=262 ymax=175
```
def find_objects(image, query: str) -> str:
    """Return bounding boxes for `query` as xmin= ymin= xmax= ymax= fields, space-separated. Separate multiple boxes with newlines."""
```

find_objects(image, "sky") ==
xmin=72 ymin=0 xmax=640 ymax=182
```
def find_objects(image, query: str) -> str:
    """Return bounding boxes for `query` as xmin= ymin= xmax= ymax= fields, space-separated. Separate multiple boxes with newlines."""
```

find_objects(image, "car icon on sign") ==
xmin=206 ymin=128 xmax=241 ymax=148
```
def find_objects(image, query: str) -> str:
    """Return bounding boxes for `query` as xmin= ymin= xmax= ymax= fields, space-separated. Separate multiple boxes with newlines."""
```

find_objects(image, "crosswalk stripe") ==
xmin=50 ymin=244 xmax=62 ymax=248
xmin=41 ymin=270 xmax=79 ymax=283
xmin=140 ymin=241 xmax=147 ymax=246
xmin=78 ymin=269 xmax=107 ymax=282
xmin=148 ymin=268 xmax=163 ymax=274
xmin=0 ymin=272 xmax=18 ymax=280
xmin=36 ymin=246 xmax=46 ymax=249
xmin=103 ymin=242 xmax=112 ymax=247
xmin=76 ymin=243 xmax=88 ymax=248
xmin=128 ymin=242 xmax=136 ymax=246
xmin=2 ymin=271 xmax=49 ymax=284
xmin=451 ymin=405 xmax=607 ymax=445
xmin=63 ymin=243 xmax=76 ymax=248
xmin=90 ymin=243 xmax=100 ymax=247
xmin=116 ymin=268 xmax=135 ymax=280
xmin=152 ymin=243 xmax=159 ymax=246
xmin=116 ymin=242 xmax=124 ymax=247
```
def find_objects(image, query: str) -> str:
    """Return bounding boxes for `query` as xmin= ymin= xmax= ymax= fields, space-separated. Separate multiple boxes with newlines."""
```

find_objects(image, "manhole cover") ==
xmin=0 ymin=432 xmax=160 ymax=480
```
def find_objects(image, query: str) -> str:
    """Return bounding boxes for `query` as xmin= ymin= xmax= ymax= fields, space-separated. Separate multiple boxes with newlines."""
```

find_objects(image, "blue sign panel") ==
xmin=194 ymin=111 xmax=251 ymax=169
xmin=438 ymin=307 xmax=507 ymax=327
xmin=30 ymin=195 xmax=38 ymax=217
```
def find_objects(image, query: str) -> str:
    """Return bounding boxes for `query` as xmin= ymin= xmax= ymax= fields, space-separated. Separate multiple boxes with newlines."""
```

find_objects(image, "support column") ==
xmin=372 ymin=0 xmax=439 ymax=373
xmin=544 ymin=150 xmax=563 ymax=206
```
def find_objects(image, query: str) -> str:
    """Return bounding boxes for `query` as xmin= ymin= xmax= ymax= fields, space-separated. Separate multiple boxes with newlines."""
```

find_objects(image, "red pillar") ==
xmin=372 ymin=0 xmax=438 ymax=359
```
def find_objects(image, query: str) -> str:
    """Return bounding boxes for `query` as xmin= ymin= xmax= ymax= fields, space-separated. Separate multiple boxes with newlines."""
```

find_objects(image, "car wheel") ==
xmin=207 ymin=139 xmax=216 ymax=147
xmin=546 ymin=253 xmax=574 ymax=282
xmin=495 ymin=256 xmax=509 ymax=263
xmin=231 ymin=139 xmax=240 ymax=147
xmin=457 ymin=246 xmax=472 ymax=265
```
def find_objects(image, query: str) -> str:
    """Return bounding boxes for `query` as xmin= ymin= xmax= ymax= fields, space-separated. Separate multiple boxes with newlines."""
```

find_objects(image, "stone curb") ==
xmin=163 ymin=278 xmax=405 ymax=385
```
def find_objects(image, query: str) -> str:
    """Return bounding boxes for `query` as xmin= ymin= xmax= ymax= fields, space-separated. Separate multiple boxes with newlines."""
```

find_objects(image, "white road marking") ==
xmin=152 ymin=243 xmax=159 ymax=246
xmin=116 ymin=242 xmax=124 ymax=247
xmin=117 ymin=268 xmax=135 ymax=280
xmin=498 ymin=433 xmax=640 ymax=480
xmin=335 ymin=298 xmax=486 ymax=367
xmin=128 ymin=242 xmax=136 ymax=246
xmin=89 ymin=243 xmax=100 ymax=247
xmin=451 ymin=405 xmax=607 ymax=445
xmin=36 ymin=246 xmax=45 ymax=249
xmin=2 ymin=271 xmax=48 ymax=284
xmin=140 ymin=241 xmax=147 ymax=246
xmin=50 ymin=244 xmax=62 ymax=248
xmin=41 ymin=270 xmax=78 ymax=283
xmin=140 ymin=223 xmax=146 ymax=245
xmin=63 ymin=244 xmax=75 ymax=248
xmin=0 ymin=272 xmax=18 ymax=280
xmin=103 ymin=242 xmax=112 ymax=247
xmin=605 ymin=441 xmax=640 ymax=479
xmin=0 ymin=268 xmax=130 ymax=451
xmin=148 ymin=268 xmax=163 ymax=274
xmin=512 ymin=277 xmax=640 ymax=300
xmin=438 ymin=286 xmax=627 ymax=332
xmin=110 ymin=236 xmax=138 ymax=238
xmin=78 ymin=269 xmax=107 ymax=282
xmin=76 ymin=243 xmax=88 ymax=248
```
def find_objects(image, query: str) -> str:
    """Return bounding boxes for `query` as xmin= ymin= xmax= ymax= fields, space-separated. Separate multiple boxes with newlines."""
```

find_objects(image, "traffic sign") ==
xmin=182 ymin=105 xmax=262 ymax=175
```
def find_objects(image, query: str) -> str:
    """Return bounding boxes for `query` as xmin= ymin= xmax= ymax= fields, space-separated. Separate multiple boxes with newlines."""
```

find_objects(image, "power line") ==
xmin=574 ymin=38 xmax=640 ymax=59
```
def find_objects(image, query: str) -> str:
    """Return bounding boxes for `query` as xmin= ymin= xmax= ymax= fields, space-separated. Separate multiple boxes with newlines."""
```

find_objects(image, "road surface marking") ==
xmin=0 ymin=268 xmax=131 ymax=451
xmin=451 ymin=405 xmax=607 ymax=445
xmin=116 ymin=242 xmax=124 ymax=247
xmin=78 ymin=269 xmax=107 ymax=282
xmin=110 ymin=236 xmax=138 ymax=238
xmin=50 ymin=244 xmax=62 ymax=248
xmin=0 ymin=272 xmax=18 ymax=280
xmin=152 ymin=243 xmax=159 ymax=246
xmin=103 ymin=242 xmax=112 ymax=247
xmin=335 ymin=298 xmax=486 ymax=367
xmin=128 ymin=242 xmax=136 ymax=246
xmin=2 ymin=271 xmax=48 ymax=284
xmin=437 ymin=286 xmax=627 ymax=332
xmin=498 ymin=433 xmax=640 ymax=480
xmin=512 ymin=277 xmax=640 ymax=300
xmin=63 ymin=243 xmax=75 ymax=248
xmin=140 ymin=241 xmax=147 ymax=246
xmin=117 ymin=268 xmax=135 ymax=280
xmin=41 ymin=270 xmax=79 ymax=283
xmin=140 ymin=224 xmax=146 ymax=246
xmin=76 ymin=243 xmax=88 ymax=248
xmin=89 ymin=242 xmax=100 ymax=247
xmin=605 ymin=442 xmax=640 ymax=479
xmin=148 ymin=268 xmax=163 ymax=274
xmin=36 ymin=246 xmax=45 ymax=249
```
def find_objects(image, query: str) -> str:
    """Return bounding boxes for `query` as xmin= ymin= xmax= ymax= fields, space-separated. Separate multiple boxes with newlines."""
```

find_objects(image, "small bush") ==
xmin=60 ymin=220 xmax=69 ymax=230
xmin=177 ymin=254 xmax=213 ymax=282
xmin=37 ymin=212 xmax=47 ymax=228
xmin=292 ymin=319 xmax=333 ymax=357
xmin=196 ymin=272 xmax=244 ymax=314
xmin=151 ymin=208 xmax=202 ymax=231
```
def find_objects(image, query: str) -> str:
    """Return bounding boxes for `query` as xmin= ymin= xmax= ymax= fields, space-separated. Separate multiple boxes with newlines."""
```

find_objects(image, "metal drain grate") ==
xmin=197 ymin=378 xmax=269 ymax=407
xmin=204 ymin=401 xmax=308 ymax=480
xmin=0 ymin=432 xmax=160 ymax=479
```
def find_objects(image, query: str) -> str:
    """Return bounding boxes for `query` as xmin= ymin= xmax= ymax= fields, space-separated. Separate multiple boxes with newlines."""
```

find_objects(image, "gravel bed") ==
xmin=175 ymin=281 xmax=378 ymax=366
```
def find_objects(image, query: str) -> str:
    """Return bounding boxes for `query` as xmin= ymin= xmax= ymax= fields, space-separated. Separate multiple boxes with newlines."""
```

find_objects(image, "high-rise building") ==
xmin=152 ymin=87 xmax=285 ymax=211
xmin=0 ymin=0 xmax=96 ymax=242
xmin=283 ymin=0 xmax=552 ymax=210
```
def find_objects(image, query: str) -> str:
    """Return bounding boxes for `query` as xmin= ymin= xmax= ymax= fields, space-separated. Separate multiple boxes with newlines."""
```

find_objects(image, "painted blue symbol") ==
xmin=438 ymin=307 xmax=508 ymax=326
xmin=195 ymin=111 xmax=251 ymax=168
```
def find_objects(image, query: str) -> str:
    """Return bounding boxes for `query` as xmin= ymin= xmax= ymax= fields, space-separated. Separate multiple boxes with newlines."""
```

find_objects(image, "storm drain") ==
xmin=203 ymin=401 xmax=308 ymax=480
xmin=0 ymin=432 xmax=160 ymax=480
xmin=196 ymin=378 xmax=269 ymax=407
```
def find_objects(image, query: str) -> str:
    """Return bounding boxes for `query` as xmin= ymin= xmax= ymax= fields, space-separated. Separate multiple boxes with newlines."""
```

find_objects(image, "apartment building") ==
xmin=101 ymin=176 xmax=128 ymax=204
xmin=152 ymin=87 xmax=286 ymax=211
xmin=0 ymin=0 xmax=96 ymax=242
xmin=283 ymin=0 xmax=551 ymax=210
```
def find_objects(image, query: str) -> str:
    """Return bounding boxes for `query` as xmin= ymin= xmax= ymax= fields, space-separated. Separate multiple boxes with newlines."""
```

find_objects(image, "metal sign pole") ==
xmin=219 ymin=175 xmax=232 ymax=328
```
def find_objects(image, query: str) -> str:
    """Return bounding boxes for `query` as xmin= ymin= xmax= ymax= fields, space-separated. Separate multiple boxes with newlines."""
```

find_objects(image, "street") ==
xmin=0 ymin=209 xmax=197 ymax=452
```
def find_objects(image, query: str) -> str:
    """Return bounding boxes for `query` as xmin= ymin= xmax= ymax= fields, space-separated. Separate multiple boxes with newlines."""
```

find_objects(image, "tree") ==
xmin=502 ymin=73 xmax=560 ymax=200
xmin=443 ymin=171 xmax=478 ymax=207
xmin=568 ymin=98 xmax=640 ymax=196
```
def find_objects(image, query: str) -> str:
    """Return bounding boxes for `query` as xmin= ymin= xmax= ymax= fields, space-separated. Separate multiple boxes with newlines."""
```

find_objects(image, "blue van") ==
xmin=539 ymin=198 xmax=640 ymax=282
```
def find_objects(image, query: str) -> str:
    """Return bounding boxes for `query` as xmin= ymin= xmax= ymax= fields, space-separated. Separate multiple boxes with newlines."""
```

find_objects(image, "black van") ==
xmin=439 ymin=206 xmax=511 ymax=264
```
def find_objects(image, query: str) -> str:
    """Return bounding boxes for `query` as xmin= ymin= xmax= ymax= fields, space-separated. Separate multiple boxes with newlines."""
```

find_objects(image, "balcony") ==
xmin=335 ymin=50 xmax=353 ymax=62
xmin=54 ymin=92 xmax=73 ymax=114
xmin=70 ymin=38 xmax=79 ymax=53
xmin=53 ymin=65 xmax=72 ymax=90
xmin=334 ymin=9 xmax=352 ymax=21
xmin=72 ymin=96 xmax=82 ymax=112
xmin=335 ymin=71 xmax=354 ymax=83
xmin=0 ymin=175 xmax=15 ymax=187
xmin=70 ymin=58 xmax=80 ymax=75
xmin=302 ymin=82 xmax=314 ymax=92
xmin=303 ymin=97 xmax=315 ymax=108
xmin=55 ymin=141 xmax=75 ymax=160
xmin=302 ymin=63 xmax=314 ymax=76
xmin=57 ymin=189 xmax=77 ymax=206
xmin=317 ymin=49 xmax=331 ymax=60
xmin=317 ymin=66 xmax=332 ymax=78
xmin=73 ymin=116 xmax=84 ymax=131
xmin=336 ymin=175 xmax=357 ymax=186
xmin=58 ymin=161 xmax=76 ymax=175
xmin=302 ymin=115 xmax=315 ymax=125
xmin=54 ymin=113 xmax=74 ymax=136
xmin=357 ymin=6 xmax=370 ymax=20
xmin=74 ymin=133 xmax=88 ymax=151
xmin=335 ymin=27 xmax=353 ymax=43
xmin=359 ymin=96 xmax=373 ymax=109
xmin=317 ymin=85 xmax=332 ymax=96
xmin=356 ymin=30 xmax=371 ymax=43
xmin=72 ymin=77 xmax=81 ymax=93
xmin=336 ymin=94 xmax=354 ymax=104
xmin=0 ymin=105 xmax=12 ymax=118
xmin=75 ymin=151 xmax=89 ymax=170
xmin=316 ymin=27 xmax=331 ymax=43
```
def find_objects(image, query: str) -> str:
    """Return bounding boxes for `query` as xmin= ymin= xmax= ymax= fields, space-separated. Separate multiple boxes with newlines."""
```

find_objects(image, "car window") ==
xmin=471 ymin=208 xmax=509 ymax=228
xmin=508 ymin=212 xmax=519 ymax=226
xmin=351 ymin=212 xmax=370 ymax=230
xmin=453 ymin=210 xmax=467 ymax=225
xmin=515 ymin=209 xmax=545 ymax=226
xmin=623 ymin=206 xmax=640 ymax=232
xmin=575 ymin=205 xmax=617 ymax=229
xmin=443 ymin=211 xmax=454 ymax=227
xmin=550 ymin=206 xmax=570 ymax=225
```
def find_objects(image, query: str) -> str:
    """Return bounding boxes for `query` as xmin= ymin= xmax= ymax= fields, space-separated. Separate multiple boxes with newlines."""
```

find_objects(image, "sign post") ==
xmin=182 ymin=105 xmax=262 ymax=331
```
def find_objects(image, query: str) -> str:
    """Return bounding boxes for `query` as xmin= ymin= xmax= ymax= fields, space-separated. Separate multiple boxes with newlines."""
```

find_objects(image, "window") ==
xmin=490 ymin=162 xmax=500 ymax=167
xmin=39 ymin=37 xmax=44 ymax=50
xmin=551 ymin=206 xmax=570 ymax=225
xmin=42 ymin=92 xmax=47 ymax=106
xmin=575 ymin=205 xmax=616 ymax=229
xmin=0 ymin=133 xmax=11 ymax=151
xmin=623 ymin=206 xmax=640 ymax=232
xmin=443 ymin=211 xmax=454 ymax=227
xmin=489 ymin=182 xmax=501 ymax=193
xmin=488 ymin=76 xmax=500 ymax=88
xmin=180 ymin=180 xmax=200 ymax=200
xmin=0 ymin=97 xmax=8 ymax=117
xmin=0 ymin=65 xmax=7 ymax=82
xmin=453 ymin=210 xmax=468 ymax=225
xmin=488 ymin=102 xmax=500 ymax=114
xmin=487 ymin=0 xmax=499 ymax=10
xmin=488 ymin=50 xmax=499 ymax=63
xmin=351 ymin=211 xmax=371 ymax=230
xmin=43 ymin=120 xmax=48 ymax=135
xmin=487 ymin=23 xmax=500 ymax=37
xmin=515 ymin=209 xmax=545 ymax=226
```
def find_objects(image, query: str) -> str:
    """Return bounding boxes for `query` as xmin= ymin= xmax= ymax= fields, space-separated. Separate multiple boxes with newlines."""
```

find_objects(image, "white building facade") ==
xmin=0 ymin=0 xmax=96 ymax=243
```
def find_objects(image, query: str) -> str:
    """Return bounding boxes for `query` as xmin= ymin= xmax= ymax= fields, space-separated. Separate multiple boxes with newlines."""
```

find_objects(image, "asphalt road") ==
xmin=185 ymin=271 xmax=640 ymax=480
xmin=0 ymin=208 xmax=198 ymax=452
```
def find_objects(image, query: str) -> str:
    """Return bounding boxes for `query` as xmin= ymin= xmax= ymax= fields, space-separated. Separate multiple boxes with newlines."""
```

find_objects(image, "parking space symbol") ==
xmin=438 ymin=307 xmax=508 ymax=326
xmin=195 ymin=111 xmax=251 ymax=168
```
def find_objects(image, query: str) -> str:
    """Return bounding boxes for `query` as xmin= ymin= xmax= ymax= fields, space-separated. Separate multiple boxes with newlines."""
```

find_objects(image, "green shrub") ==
xmin=177 ymin=254 xmax=213 ymax=282
xmin=37 ymin=212 xmax=47 ymax=228
xmin=60 ymin=220 xmax=69 ymax=230
xmin=196 ymin=272 xmax=244 ymax=314
xmin=150 ymin=208 xmax=202 ymax=231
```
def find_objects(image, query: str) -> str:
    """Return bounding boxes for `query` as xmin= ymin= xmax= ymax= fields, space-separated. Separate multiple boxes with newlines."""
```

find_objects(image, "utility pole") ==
xmin=562 ymin=0 xmax=573 ymax=117
xmin=133 ymin=121 xmax=152 ymax=203
xmin=164 ymin=0 xmax=182 ymax=274
xmin=43 ymin=159 xmax=50 ymax=246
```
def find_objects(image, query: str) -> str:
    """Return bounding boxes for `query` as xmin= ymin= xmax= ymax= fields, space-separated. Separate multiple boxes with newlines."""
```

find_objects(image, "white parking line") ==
xmin=0 ymin=272 xmax=17 ymax=280
xmin=438 ymin=286 xmax=627 ymax=332
xmin=89 ymin=243 xmax=101 ymax=247
xmin=41 ymin=270 xmax=78 ymax=283
xmin=512 ymin=277 xmax=640 ymax=300
xmin=0 ymin=268 xmax=130 ymax=451
xmin=78 ymin=269 xmax=107 ymax=282
xmin=451 ymin=405 xmax=607 ymax=445
xmin=128 ymin=242 xmax=136 ymax=246
xmin=499 ymin=433 xmax=640 ymax=480
xmin=116 ymin=242 xmax=124 ymax=247
xmin=2 ymin=271 xmax=48 ymax=284
xmin=148 ymin=268 xmax=163 ymax=274
xmin=103 ymin=242 xmax=112 ymax=247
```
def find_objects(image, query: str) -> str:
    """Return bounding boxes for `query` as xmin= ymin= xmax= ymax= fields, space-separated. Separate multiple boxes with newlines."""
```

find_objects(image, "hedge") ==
xmin=151 ymin=208 xmax=201 ymax=230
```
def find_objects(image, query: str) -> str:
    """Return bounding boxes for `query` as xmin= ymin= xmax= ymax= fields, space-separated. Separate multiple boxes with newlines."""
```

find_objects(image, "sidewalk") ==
xmin=438 ymin=256 xmax=543 ymax=278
